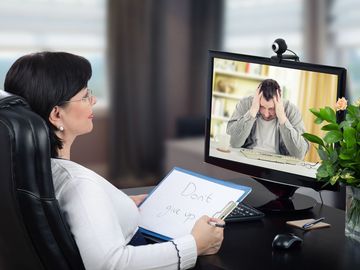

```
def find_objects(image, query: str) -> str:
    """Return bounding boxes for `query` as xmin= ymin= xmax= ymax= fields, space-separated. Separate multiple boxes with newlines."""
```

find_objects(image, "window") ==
xmin=0 ymin=0 xmax=107 ymax=107
xmin=223 ymin=0 xmax=359 ymax=103
xmin=330 ymin=0 xmax=360 ymax=102
xmin=223 ymin=0 xmax=303 ymax=57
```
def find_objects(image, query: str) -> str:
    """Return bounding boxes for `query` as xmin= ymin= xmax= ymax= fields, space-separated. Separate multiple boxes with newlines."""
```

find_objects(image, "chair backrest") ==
xmin=0 ymin=90 xmax=85 ymax=270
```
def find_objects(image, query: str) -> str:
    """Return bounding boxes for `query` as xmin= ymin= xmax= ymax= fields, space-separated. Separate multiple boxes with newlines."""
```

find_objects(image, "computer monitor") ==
xmin=204 ymin=50 xmax=347 ymax=212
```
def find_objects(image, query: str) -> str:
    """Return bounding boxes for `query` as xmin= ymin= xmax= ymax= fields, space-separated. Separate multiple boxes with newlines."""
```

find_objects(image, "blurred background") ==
xmin=0 ymin=0 xmax=359 ymax=194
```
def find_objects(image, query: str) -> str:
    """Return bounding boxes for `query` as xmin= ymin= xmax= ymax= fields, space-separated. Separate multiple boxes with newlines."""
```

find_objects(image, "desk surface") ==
xmin=123 ymin=177 xmax=360 ymax=270
xmin=209 ymin=140 xmax=317 ymax=178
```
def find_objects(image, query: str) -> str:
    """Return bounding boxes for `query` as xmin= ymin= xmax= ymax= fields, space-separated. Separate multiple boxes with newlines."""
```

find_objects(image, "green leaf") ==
xmin=357 ymin=121 xmax=360 ymax=132
xmin=346 ymin=178 xmax=358 ymax=184
xmin=330 ymin=175 xmax=339 ymax=185
xmin=323 ymin=130 xmax=343 ymax=144
xmin=302 ymin=133 xmax=324 ymax=146
xmin=339 ymin=160 xmax=357 ymax=170
xmin=326 ymin=164 xmax=335 ymax=176
xmin=321 ymin=123 xmax=339 ymax=131
xmin=329 ymin=150 xmax=338 ymax=163
xmin=347 ymin=104 xmax=360 ymax=118
xmin=345 ymin=105 xmax=360 ymax=122
xmin=340 ymin=171 xmax=355 ymax=180
xmin=315 ymin=117 xmax=324 ymax=124
xmin=317 ymin=164 xmax=329 ymax=178
xmin=356 ymin=150 xmax=360 ymax=163
xmin=343 ymin=126 xmax=357 ymax=147
xmin=340 ymin=120 xmax=351 ymax=129
xmin=339 ymin=146 xmax=357 ymax=160
xmin=309 ymin=108 xmax=321 ymax=118
xmin=317 ymin=147 xmax=328 ymax=160
xmin=345 ymin=113 xmax=355 ymax=123
xmin=339 ymin=154 xmax=351 ymax=160
xmin=319 ymin=107 xmax=336 ymax=123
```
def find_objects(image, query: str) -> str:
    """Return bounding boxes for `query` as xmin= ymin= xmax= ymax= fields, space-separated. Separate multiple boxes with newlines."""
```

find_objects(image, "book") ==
xmin=138 ymin=167 xmax=252 ymax=241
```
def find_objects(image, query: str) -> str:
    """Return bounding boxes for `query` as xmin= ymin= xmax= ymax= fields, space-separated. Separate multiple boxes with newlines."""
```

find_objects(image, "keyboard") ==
xmin=225 ymin=202 xmax=265 ymax=222
xmin=239 ymin=148 xmax=301 ymax=165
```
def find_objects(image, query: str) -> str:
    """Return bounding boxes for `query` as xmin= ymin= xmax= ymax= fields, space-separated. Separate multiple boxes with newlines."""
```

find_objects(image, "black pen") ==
xmin=302 ymin=217 xmax=325 ymax=229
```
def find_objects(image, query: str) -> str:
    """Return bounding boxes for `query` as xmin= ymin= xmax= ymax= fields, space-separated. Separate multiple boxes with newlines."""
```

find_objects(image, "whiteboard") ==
xmin=138 ymin=167 xmax=252 ymax=240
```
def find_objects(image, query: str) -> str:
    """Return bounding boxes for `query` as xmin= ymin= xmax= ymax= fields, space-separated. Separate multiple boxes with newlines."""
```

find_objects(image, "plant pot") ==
xmin=345 ymin=186 xmax=360 ymax=243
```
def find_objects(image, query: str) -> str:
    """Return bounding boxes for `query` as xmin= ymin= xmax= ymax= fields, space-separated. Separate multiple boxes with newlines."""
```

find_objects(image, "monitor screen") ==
xmin=204 ymin=51 xmax=347 ymax=212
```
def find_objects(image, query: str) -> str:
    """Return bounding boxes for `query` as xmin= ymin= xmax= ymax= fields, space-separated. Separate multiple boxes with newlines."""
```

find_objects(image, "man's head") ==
xmin=258 ymin=79 xmax=281 ymax=121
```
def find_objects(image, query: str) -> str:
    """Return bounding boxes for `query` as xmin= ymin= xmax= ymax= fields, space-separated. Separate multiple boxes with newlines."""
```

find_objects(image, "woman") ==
xmin=4 ymin=52 xmax=224 ymax=270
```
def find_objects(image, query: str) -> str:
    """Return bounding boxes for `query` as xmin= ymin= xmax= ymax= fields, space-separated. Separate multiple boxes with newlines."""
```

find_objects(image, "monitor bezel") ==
xmin=204 ymin=50 xmax=347 ymax=191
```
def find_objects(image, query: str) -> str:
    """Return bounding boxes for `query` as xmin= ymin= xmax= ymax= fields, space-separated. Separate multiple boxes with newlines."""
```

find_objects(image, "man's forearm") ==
xmin=279 ymin=120 xmax=308 ymax=159
xmin=226 ymin=111 xmax=256 ymax=147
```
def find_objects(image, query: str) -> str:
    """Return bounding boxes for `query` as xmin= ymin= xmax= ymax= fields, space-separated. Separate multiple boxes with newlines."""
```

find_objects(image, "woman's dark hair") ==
xmin=4 ymin=51 xmax=92 ymax=157
xmin=259 ymin=79 xmax=281 ymax=101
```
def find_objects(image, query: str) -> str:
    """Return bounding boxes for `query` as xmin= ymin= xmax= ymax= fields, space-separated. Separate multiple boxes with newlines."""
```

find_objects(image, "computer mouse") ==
xmin=272 ymin=233 xmax=303 ymax=250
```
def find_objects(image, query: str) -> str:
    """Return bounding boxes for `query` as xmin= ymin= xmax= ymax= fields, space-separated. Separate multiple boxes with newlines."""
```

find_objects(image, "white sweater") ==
xmin=51 ymin=158 xmax=197 ymax=270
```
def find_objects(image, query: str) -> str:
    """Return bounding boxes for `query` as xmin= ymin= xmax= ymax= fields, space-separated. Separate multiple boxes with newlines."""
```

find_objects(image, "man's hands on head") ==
xmin=250 ymin=87 xmax=287 ymax=124
xmin=250 ymin=86 xmax=262 ymax=118
xmin=273 ymin=89 xmax=287 ymax=125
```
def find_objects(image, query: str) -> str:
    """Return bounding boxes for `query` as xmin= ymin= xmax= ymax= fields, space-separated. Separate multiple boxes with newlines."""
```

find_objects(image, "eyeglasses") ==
xmin=59 ymin=89 xmax=95 ymax=105
xmin=299 ymin=161 xmax=319 ymax=169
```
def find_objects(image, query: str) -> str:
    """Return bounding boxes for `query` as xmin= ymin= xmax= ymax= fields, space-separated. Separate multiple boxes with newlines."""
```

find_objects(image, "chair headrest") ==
xmin=0 ymin=89 xmax=29 ymax=109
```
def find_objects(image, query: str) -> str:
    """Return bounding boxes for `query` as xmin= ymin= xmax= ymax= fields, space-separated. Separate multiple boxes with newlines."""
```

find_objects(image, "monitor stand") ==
xmin=254 ymin=178 xmax=317 ymax=213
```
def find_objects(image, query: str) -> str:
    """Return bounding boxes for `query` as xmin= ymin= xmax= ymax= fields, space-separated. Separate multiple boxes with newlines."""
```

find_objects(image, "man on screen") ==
xmin=226 ymin=79 xmax=308 ymax=159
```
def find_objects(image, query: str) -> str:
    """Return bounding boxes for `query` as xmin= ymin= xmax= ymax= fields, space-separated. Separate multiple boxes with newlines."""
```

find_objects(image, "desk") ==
xmin=210 ymin=140 xmax=318 ymax=178
xmin=124 ymin=177 xmax=360 ymax=270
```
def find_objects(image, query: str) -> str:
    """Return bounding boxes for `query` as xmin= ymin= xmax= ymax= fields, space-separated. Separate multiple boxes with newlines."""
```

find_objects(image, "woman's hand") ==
xmin=129 ymin=194 xmax=148 ymax=206
xmin=191 ymin=215 xmax=225 ymax=255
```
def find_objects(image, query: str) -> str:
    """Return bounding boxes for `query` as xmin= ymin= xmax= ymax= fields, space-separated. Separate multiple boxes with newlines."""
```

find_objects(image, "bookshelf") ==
xmin=211 ymin=59 xmax=269 ymax=138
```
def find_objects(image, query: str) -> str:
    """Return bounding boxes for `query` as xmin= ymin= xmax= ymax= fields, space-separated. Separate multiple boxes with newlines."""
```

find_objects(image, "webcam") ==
xmin=272 ymin=38 xmax=287 ymax=55
xmin=270 ymin=38 xmax=299 ymax=63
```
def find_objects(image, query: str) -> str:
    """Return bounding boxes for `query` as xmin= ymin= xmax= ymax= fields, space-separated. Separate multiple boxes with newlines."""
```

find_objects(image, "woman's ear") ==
xmin=49 ymin=106 xmax=62 ymax=127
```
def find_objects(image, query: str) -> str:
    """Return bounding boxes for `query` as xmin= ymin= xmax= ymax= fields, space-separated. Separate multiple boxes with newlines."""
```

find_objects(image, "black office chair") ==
xmin=0 ymin=90 xmax=85 ymax=270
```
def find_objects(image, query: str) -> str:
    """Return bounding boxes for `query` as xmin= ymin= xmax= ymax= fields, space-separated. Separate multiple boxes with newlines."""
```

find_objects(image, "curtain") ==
xmin=107 ymin=0 xmax=223 ymax=186
xmin=297 ymin=71 xmax=338 ymax=162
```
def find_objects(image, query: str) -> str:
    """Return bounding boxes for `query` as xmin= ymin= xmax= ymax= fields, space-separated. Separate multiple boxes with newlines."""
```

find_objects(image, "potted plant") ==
xmin=302 ymin=97 xmax=360 ymax=242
